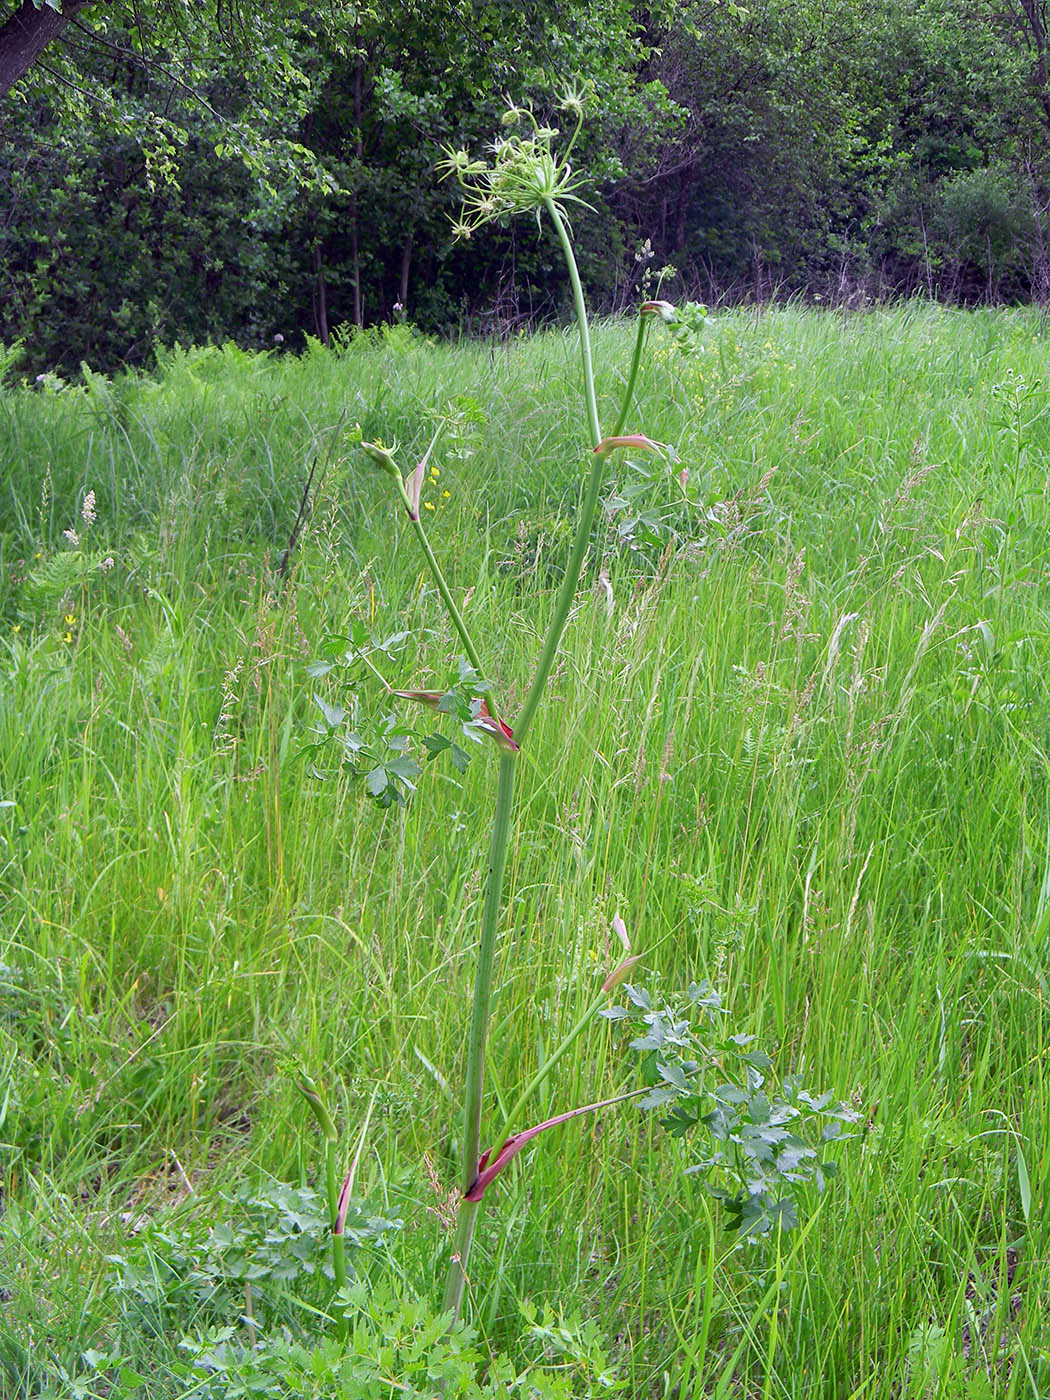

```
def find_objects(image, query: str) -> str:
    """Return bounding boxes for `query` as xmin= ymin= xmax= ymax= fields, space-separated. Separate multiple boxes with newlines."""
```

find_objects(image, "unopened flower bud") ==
xmin=641 ymin=300 xmax=677 ymax=323
xmin=360 ymin=440 xmax=401 ymax=479
xmin=611 ymin=913 xmax=630 ymax=951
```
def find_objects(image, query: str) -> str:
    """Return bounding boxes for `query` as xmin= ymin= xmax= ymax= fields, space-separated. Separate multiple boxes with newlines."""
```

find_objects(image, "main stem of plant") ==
xmin=442 ymin=201 xmax=648 ymax=1320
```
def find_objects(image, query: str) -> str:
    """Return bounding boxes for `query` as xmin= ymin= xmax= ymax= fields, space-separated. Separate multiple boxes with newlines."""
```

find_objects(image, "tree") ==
xmin=0 ymin=1 xmax=342 ymax=189
xmin=0 ymin=0 xmax=91 ymax=96
xmin=0 ymin=0 xmax=324 ymax=102
xmin=0 ymin=0 xmax=658 ymax=369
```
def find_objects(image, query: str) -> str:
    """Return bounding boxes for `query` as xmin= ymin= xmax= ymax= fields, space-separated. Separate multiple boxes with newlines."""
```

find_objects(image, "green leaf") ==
xmin=375 ymin=630 xmax=409 ymax=657
xmin=748 ymin=1092 xmax=771 ymax=1124
xmin=387 ymin=755 xmax=422 ymax=782
xmin=365 ymin=766 xmax=388 ymax=797
xmin=768 ymin=1198 xmax=798 ymax=1231
xmin=313 ymin=693 xmax=346 ymax=728
xmin=1016 ymin=1135 xmax=1032 ymax=1223
xmin=657 ymin=1059 xmax=688 ymax=1091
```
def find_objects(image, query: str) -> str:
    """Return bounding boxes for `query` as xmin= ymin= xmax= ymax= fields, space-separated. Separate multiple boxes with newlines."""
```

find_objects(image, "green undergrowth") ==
xmin=0 ymin=302 xmax=1048 ymax=1396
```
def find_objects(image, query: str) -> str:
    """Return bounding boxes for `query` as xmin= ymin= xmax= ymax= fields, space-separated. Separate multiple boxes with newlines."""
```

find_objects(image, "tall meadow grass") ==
xmin=0 ymin=303 xmax=1048 ymax=1395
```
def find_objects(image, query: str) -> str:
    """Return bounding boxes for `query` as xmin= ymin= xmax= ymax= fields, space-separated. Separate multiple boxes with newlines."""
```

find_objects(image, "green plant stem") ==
xmin=545 ymin=198 xmax=601 ymax=450
xmin=324 ymin=1136 xmax=339 ymax=1230
xmin=500 ymin=986 xmax=609 ymax=1135
xmin=513 ymin=444 xmax=605 ymax=745
xmin=325 ymin=1136 xmax=348 ymax=1338
xmin=513 ymin=203 xmax=605 ymax=747
xmin=613 ymin=312 xmax=650 ymax=438
xmin=443 ymin=749 xmax=517 ymax=1319
xmin=402 ymin=499 xmax=487 ymax=680
xmin=443 ymin=197 xmax=624 ymax=1320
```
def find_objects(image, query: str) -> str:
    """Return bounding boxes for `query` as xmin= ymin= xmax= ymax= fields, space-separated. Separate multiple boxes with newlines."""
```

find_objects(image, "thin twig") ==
xmin=276 ymin=454 xmax=319 ymax=584
xmin=276 ymin=410 xmax=348 ymax=589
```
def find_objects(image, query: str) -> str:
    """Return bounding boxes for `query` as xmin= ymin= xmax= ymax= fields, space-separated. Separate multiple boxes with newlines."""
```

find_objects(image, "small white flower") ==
xmin=100 ymin=556 xmax=115 ymax=572
xmin=81 ymin=490 xmax=96 ymax=526
xmin=63 ymin=528 xmax=80 ymax=547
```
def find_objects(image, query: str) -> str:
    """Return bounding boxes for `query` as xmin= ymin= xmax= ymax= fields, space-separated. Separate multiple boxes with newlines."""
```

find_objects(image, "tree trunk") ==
xmin=312 ymin=244 xmax=329 ymax=345
xmin=1024 ymin=161 xmax=1050 ymax=303
xmin=349 ymin=50 xmax=363 ymax=327
xmin=986 ymin=229 xmax=994 ymax=302
xmin=672 ymin=167 xmax=694 ymax=252
xmin=398 ymin=227 xmax=413 ymax=311
xmin=0 ymin=0 xmax=94 ymax=96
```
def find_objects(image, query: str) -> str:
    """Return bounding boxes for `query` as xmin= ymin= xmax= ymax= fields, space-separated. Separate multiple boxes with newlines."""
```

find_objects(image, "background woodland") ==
xmin=3 ymin=0 xmax=1050 ymax=372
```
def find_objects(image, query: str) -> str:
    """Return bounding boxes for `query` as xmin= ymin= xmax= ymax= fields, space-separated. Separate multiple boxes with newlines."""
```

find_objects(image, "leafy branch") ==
xmin=602 ymin=982 xmax=858 ymax=1238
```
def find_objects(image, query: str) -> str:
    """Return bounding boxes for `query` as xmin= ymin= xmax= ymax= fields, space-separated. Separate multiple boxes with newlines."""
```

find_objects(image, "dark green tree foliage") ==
xmin=617 ymin=0 xmax=1047 ymax=304
xmin=272 ymin=1 xmax=655 ymax=337
xmin=1 ymin=0 xmax=1049 ymax=374
xmin=0 ymin=0 xmax=656 ymax=369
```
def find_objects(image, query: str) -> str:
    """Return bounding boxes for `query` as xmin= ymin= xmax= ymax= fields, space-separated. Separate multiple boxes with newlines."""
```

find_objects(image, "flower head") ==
xmin=557 ymin=81 xmax=591 ymax=119
xmin=439 ymin=103 xmax=594 ymax=239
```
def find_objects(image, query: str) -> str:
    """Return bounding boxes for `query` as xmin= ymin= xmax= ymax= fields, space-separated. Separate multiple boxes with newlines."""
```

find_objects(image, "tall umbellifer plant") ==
xmin=400 ymin=94 xmax=675 ymax=1320
xmin=306 ymin=94 xmax=851 ymax=1330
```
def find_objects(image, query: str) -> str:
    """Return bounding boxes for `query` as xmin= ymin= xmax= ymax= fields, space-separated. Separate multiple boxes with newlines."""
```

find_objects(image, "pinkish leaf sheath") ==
xmin=405 ymin=459 xmax=426 ymax=519
xmin=464 ymin=1088 xmax=643 ymax=1202
xmin=334 ymin=1169 xmax=354 ymax=1235
xmin=593 ymin=434 xmax=661 ymax=457
xmin=640 ymin=299 xmax=677 ymax=323
xmin=601 ymin=953 xmax=644 ymax=994
xmin=391 ymin=690 xmax=519 ymax=751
